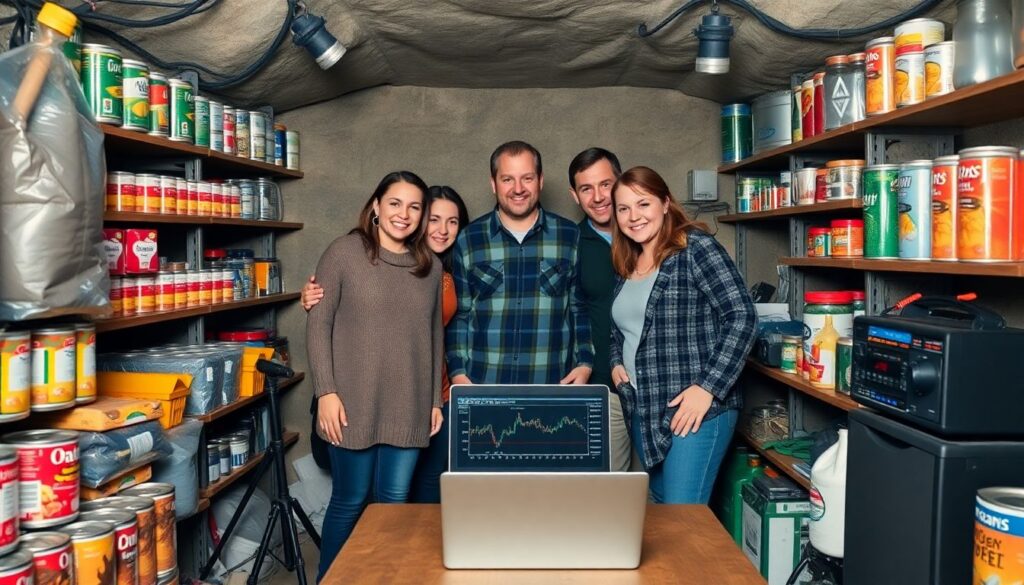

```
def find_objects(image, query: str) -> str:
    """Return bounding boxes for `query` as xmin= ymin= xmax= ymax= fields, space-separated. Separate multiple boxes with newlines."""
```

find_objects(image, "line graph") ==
xmin=468 ymin=409 xmax=589 ymax=453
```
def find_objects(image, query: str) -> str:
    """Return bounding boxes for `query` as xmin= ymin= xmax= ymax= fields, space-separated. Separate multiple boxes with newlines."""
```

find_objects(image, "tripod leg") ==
xmin=282 ymin=498 xmax=309 ymax=585
xmin=246 ymin=502 xmax=281 ymax=585
xmin=200 ymin=454 xmax=274 ymax=579
xmin=289 ymin=498 xmax=321 ymax=549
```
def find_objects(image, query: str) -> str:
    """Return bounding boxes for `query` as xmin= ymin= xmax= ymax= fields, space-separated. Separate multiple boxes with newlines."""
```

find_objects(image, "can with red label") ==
xmin=109 ymin=276 xmax=123 ymax=317
xmin=813 ymin=72 xmax=825 ymax=136
xmin=1 ymin=430 xmax=80 ymax=528
xmin=20 ymin=532 xmax=73 ymax=585
xmin=122 ymin=276 xmax=138 ymax=317
xmin=81 ymin=509 xmax=139 ymax=585
xmin=185 ymin=181 xmax=198 ymax=216
xmin=801 ymin=79 xmax=816 ymax=138
xmin=81 ymin=496 xmax=156 ymax=585
xmin=0 ymin=549 xmax=34 ymax=585
xmin=136 ymin=174 xmax=160 ymax=215
xmin=958 ymin=146 xmax=1019 ymax=262
xmin=197 ymin=182 xmax=212 ymax=216
xmin=0 ymin=446 xmax=19 ymax=555
xmin=158 ymin=176 xmax=177 ymax=215
xmin=931 ymin=155 xmax=959 ymax=261
xmin=222 ymin=106 xmax=236 ymax=155
xmin=106 ymin=172 xmax=136 ymax=213
xmin=211 ymin=183 xmax=225 ymax=217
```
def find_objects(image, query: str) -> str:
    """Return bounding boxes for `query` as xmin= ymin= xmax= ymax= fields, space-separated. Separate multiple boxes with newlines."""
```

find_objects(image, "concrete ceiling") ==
xmin=2 ymin=0 xmax=957 ymax=112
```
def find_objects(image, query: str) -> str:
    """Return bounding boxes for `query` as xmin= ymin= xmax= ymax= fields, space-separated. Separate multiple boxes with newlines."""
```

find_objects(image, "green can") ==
xmin=194 ymin=95 xmax=210 ymax=147
xmin=168 ymin=79 xmax=194 ymax=143
xmin=863 ymin=164 xmax=901 ymax=259
xmin=121 ymin=59 xmax=150 ymax=132
xmin=721 ymin=103 xmax=753 ymax=163
xmin=836 ymin=337 xmax=853 ymax=394
xmin=80 ymin=43 xmax=123 ymax=125
xmin=64 ymin=23 xmax=82 ymax=75
xmin=780 ymin=335 xmax=801 ymax=374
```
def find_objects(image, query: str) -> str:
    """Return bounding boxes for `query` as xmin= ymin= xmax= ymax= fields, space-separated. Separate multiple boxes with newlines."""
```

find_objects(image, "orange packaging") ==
xmin=931 ymin=155 xmax=959 ymax=261
xmin=106 ymin=172 xmax=135 ymax=213
xmin=866 ymin=37 xmax=895 ymax=116
xmin=974 ymin=488 xmax=1024 ymax=585
xmin=830 ymin=220 xmax=864 ymax=257
xmin=124 ymin=484 xmax=176 ymax=578
xmin=158 ymin=176 xmax=176 ymax=215
xmin=957 ymin=147 xmax=1019 ymax=262
xmin=80 ymin=496 xmax=157 ymax=585
xmin=136 ymin=174 xmax=160 ymax=215
xmin=197 ymin=182 xmax=212 ymax=216
xmin=63 ymin=521 xmax=115 ymax=585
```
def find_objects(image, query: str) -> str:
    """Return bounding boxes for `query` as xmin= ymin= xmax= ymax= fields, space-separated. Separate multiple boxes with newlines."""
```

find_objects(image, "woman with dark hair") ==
xmin=609 ymin=166 xmax=757 ymax=505
xmin=302 ymin=185 xmax=471 ymax=504
xmin=307 ymin=171 xmax=444 ymax=579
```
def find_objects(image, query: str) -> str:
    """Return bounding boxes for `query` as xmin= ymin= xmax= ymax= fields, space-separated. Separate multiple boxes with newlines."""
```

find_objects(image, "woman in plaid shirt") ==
xmin=609 ymin=166 xmax=757 ymax=504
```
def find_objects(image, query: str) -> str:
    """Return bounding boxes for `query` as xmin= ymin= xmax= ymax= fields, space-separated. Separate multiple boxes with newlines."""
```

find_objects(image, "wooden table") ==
xmin=322 ymin=503 xmax=767 ymax=584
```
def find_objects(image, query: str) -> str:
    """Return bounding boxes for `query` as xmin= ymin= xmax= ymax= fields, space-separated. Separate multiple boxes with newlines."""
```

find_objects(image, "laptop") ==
xmin=441 ymin=385 xmax=649 ymax=569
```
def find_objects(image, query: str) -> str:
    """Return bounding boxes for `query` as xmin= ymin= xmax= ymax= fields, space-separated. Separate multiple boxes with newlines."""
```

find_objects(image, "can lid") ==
xmin=123 ymin=482 xmax=175 ymax=498
xmin=0 ymin=548 xmax=33 ymax=570
xmin=204 ymin=249 xmax=228 ymax=259
xmin=898 ymin=17 xmax=943 ymax=26
xmin=194 ymin=95 xmax=209 ymax=103
xmin=122 ymin=59 xmax=149 ymax=69
xmin=19 ymin=531 xmax=71 ymax=553
xmin=808 ymin=227 xmax=831 ymax=235
xmin=149 ymin=72 xmax=168 ymax=81
xmin=1 ymin=429 xmax=79 ymax=445
xmin=721 ymin=103 xmax=751 ymax=116
xmin=813 ymin=71 xmax=825 ymax=81
xmin=838 ymin=337 xmax=853 ymax=346
xmin=976 ymin=486 xmax=1024 ymax=510
xmin=959 ymin=146 xmax=1020 ymax=158
xmin=933 ymin=155 xmax=960 ymax=164
xmin=80 ymin=495 xmax=156 ymax=513
xmin=847 ymin=52 xmax=866 ymax=62
xmin=217 ymin=329 xmax=270 ymax=342
xmin=80 ymin=508 xmax=137 ymax=527
xmin=865 ymin=164 xmax=902 ymax=170
xmin=805 ymin=291 xmax=855 ymax=304
xmin=825 ymin=55 xmax=850 ymax=66
xmin=61 ymin=521 xmax=115 ymax=540
xmin=831 ymin=219 xmax=864 ymax=227
xmin=815 ymin=168 xmax=829 ymax=175
xmin=37 ymin=2 xmax=77 ymax=38
xmin=849 ymin=290 xmax=866 ymax=301
xmin=867 ymin=36 xmax=895 ymax=47
xmin=74 ymin=323 xmax=95 ymax=332
xmin=900 ymin=160 xmax=934 ymax=168
xmin=826 ymin=159 xmax=866 ymax=168
xmin=274 ymin=123 xmax=287 ymax=131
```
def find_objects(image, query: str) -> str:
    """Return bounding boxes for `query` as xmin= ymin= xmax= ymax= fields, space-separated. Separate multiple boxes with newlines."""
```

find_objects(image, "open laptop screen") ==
xmin=448 ymin=385 xmax=609 ymax=472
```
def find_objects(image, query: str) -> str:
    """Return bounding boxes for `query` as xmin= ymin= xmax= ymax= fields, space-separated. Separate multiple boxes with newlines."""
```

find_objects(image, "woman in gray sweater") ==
xmin=307 ymin=171 xmax=444 ymax=580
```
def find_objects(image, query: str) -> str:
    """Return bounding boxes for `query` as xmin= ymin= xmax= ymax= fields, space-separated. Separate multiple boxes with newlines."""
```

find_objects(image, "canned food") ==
xmin=197 ymin=181 xmax=212 ymax=216
xmin=121 ymin=59 xmax=149 ymax=132
xmin=186 ymin=181 xmax=199 ymax=216
xmin=974 ymin=487 xmax=1024 ymax=585
xmin=736 ymin=177 xmax=757 ymax=213
xmin=897 ymin=160 xmax=934 ymax=259
xmin=136 ymin=275 xmax=156 ymax=315
xmin=159 ymin=175 xmax=177 ymax=215
xmin=194 ymin=95 xmax=210 ymax=148
xmin=186 ymin=270 xmax=200 ymax=308
xmin=229 ymin=435 xmax=248 ymax=469
xmin=264 ymin=117 xmax=275 ymax=164
xmin=199 ymin=270 xmax=213 ymax=306
xmin=931 ymin=155 xmax=959 ymax=261
xmin=235 ymin=110 xmax=250 ymax=159
xmin=808 ymin=227 xmax=831 ymax=257
xmin=831 ymin=219 xmax=864 ymax=257
xmin=168 ymin=79 xmax=194 ymax=143
xmin=136 ymin=174 xmax=160 ymax=215
xmin=80 ymin=496 xmax=156 ymax=585
xmin=210 ymin=100 xmax=223 ymax=141
xmin=122 ymin=276 xmax=138 ymax=317
xmin=864 ymin=165 xmax=902 ymax=258
xmin=894 ymin=18 xmax=945 ymax=55
xmin=109 ymin=276 xmax=123 ymax=317
xmin=866 ymin=37 xmax=896 ymax=116
xmin=175 ymin=178 xmax=187 ymax=216
xmin=0 ymin=331 xmax=32 ymax=421
xmin=895 ymin=51 xmax=925 ymax=107
xmin=221 ymin=268 xmax=234 ymax=303
xmin=286 ymin=131 xmax=300 ymax=171
xmin=794 ymin=168 xmax=817 ymax=205
xmin=925 ymin=41 xmax=955 ymax=98
xmin=156 ymin=271 xmax=175 ymax=312
xmin=274 ymin=123 xmax=287 ymax=166
xmin=31 ymin=328 xmax=76 ymax=411
xmin=958 ymin=146 xmax=1019 ymax=262
xmin=1 ymin=430 xmax=80 ymax=528
xmin=813 ymin=72 xmax=825 ymax=136
xmin=229 ymin=184 xmax=242 ymax=218
xmin=171 ymin=267 xmax=187 ymax=310
xmin=148 ymin=73 xmax=169 ymax=137
xmin=249 ymin=111 xmax=268 ymax=161
xmin=80 ymin=509 xmax=138 ymax=585
xmin=0 ymin=447 xmax=18 ymax=554
xmin=123 ymin=483 xmax=176 ymax=577
xmin=801 ymin=79 xmax=816 ymax=138
xmin=825 ymin=159 xmax=865 ymax=200
xmin=0 ymin=550 xmax=34 ymax=585
xmin=207 ymin=443 xmax=220 ymax=483
xmin=62 ymin=521 xmax=116 ymax=585
xmin=780 ymin=335 xmax=801 ymax=375
xmin=216 ymin=440 xmax=231 ymax=475
xmin=81 ymin=44 xmax=123 ymax=125
xmin=222 ymin=106 xmax=236 ymax=154
xmin=19 ymin=532 xmax=73 ymax=585
xmin=815 ymin=168 xmax=829 ymax=202
xmin=106 ymin=171 xmax=136 ymax=213
xmin=791 ymin=84 xmax=804 ymax=143
xmin=209 ymin=183 xmax=223 ymax=217
xmin=75 ymin=324 xmax=96 ymax=404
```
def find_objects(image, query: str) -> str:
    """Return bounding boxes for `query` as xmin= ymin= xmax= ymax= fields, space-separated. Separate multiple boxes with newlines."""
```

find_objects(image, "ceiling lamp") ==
xmin=693 ymin=3 xmax=734 ymax=75
xmin=290 ymin=1 xmax=346 ymax=70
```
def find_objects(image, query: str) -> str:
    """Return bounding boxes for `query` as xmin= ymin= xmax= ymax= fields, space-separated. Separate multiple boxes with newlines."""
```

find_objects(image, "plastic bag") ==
xmin=79 ymin=420 xmax=172 ymax=487
xmin=0 ymin=39 xmax=109 ymax=322
xmin=98 ymin=351 xmax=223 ymax=414
xmin=152 ymin=418 xmax=203 ymax=519
xmin=210 ymin=485 xmax=281 ymax=582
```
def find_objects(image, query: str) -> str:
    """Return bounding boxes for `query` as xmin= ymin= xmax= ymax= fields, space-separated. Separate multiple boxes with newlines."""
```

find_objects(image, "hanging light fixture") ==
xmin=290 ymin=1 xmax=346 ymax=70
xmin=693 ymin=1 xmax=734 ymax=74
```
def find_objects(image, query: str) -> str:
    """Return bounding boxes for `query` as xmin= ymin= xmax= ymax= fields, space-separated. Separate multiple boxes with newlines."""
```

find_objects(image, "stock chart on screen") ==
xmin=449 ymin=386 xmax=609 ymax=472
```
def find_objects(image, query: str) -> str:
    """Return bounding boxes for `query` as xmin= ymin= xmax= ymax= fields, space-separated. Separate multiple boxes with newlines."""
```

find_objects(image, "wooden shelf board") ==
xmin=720 ymin=199 xmax=863 ymax=223
xmin=719 ymin=69 xmax=1024 ymax=174
xmin=780 ymin=256 xmax=1024 ymax=277
xmin=746 ymin=360 xmax=860 ymax=412
xmin=103 ymin=212 xmax=302 ymax=230
xmin=191 ymin=372 xmax=304 ymax=423
xmin=199 ymin=429 xmax=300 ymax=500
xmin=95 ymin=292 xmax=301 ymax=333
xmin=738 ymin=429 xmax=811 ymax=491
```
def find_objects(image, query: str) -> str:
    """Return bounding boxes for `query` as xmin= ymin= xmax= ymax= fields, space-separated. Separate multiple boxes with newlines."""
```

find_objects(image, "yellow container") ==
xmin=238 ymin=347 xmax=273 ymax=397
xmin=97 ymin=372 xmax=191 ymax=429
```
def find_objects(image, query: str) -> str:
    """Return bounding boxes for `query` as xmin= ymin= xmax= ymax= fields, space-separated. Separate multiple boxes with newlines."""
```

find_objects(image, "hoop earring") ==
xmin=372 ymin=214 xmax=379 ymax=226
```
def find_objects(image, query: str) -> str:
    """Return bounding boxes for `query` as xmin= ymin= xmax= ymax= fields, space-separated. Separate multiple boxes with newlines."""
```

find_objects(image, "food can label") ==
xmin=958 ymin=156 xmax=1016 ymax=261
xmin=0 ymin=559 xmax=33 ymax=585
xmin=897 ymin=168 xmax=932 ymax=259
xmin=82 ymin=48 xmax=122 ymax=122
xmin=170 ymin=83 xmax=194 ymax=142
xmin=0 ymin=457 xmax=18 ymax=549
xmin=31 ymin=334 xmax=76 ymax=406
xmin=866 ymin=43 xmax=895 ymax=115
xmin=895 ymin=52 xmax=925 ymax=107
xmin=122 ymin=66 xmax=149 ymax=131
xmin=195 ymin=98 xmax=210 ymax=147
xmin=115 ymin=521 xmax=140 ymax=585
xmin=803 ymin=313 xmax=853 ymax=389
xmin=13 ymin=439 xmax=79 ymax=527
xmin=1 ymin=335 xmax=31 ymax=416
xmin=975 ymin=496 xmax=1024 ymax=585
xmin=136 ymin=509 xmax=157 ymax=585
xmin=32 ymin=540 xmax=73 ymax=585
xmin=72 ymin=531 xmax=115 ymax=585
xmin=76 ymin=330 xmax=96 ymax=401
xmin=931 ymin=163 xmax=958 ymax=260
xmin=106 ymin=176 xmax=136 ymax=212
xmin=152 ymin=495 xmax=176 ymax=575
xmin=925 ymin=44 xmax=955 ymax=98
xmin=148 ymin=78 xmax=169 ymax=135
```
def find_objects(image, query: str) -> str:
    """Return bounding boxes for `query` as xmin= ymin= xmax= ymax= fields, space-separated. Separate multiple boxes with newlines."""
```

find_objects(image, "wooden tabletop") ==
xmin=322 ymin=503 xmax=766 ymax=585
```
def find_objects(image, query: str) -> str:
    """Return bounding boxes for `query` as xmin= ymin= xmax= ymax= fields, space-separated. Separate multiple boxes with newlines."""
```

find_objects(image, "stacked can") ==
xmin=106 ymin=172 xmax=136 ymax=212
xmin=210 ymin=100 xmax=225 ymax=152
xmin=249 ymin=110 xmax=267 ymax=161
xmin=274 ymin=123 xmax=287 ymax=166
xmin=265 ymin=113 xmax=276 ymax=165
xmin=931 ymin=154 xmax=959 ymax=261
xmin=2 ymin=430 xmax=82 ymax=526
xmin=81 ymin=44 xmax=123 ymax=125
xmin=863 ymin=164 xmax=901 ymax=258
xmin=122 ymin=59 xmax=150 ymax=132
xmin=168 ymin=79 xmax=194 ymax=143
xmin=186 ymin=267 xmax=201 ymax=308
xmin=866 ymin=37 xmax=896 ymax=116
xmin=148 ymin=72 xmax=170 ymax=137
xmin=897 ymin=160 xmax=934 ymax=259
xmin=957 ymin=147 xmax=1020 ymax=262
xmin=169 ymin=262 xmax=188 ymax=309
xmin=222 ymin=106 xmax=237 ymax=155
xmin=194 ymin=95 xmax=210 ymax=148
xmin=0 ymin=333 xmax=31 ymax=421
xmin=286 ymin=131 xmax=300 ymax=171
xmin=235 ymin=110 xmax=251 ymax=159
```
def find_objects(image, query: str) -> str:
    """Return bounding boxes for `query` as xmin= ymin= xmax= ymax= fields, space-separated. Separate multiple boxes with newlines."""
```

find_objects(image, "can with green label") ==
xmin=64 ymin=23 xmax=82 ymax=75
xmin=121 ymin=59 xmax=150 ymax=132
xmin=81 ymin=44 xmax=123 ymax=125
xmin=194 ymin=95 xmax=210 ymax=147
xmin=168 ymin=79 xmax=194 ymax=143
xmin=863 ymin=164 xmax=901 ymax=259
xmin=148 ymin=72 xmax=169 ymax=136
xmin=836 ymin=337 xmax=853 ymax=394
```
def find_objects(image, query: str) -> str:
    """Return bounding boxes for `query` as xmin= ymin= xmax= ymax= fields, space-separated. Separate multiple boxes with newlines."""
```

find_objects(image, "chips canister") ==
xmin=957 ymin=146 xmax=1019 ymax=262
xmin=895 ymin=50 xmax=926 ymax=108
xmin=20 ymin=532 xmax=73 ymax=585
xmin=30 ymin=328 xmax=76 ymax=411
xmin=898 ymin=160 xmax=934 ymax=259
xmin=0 ymin=550 xmax=34 ymax=585
xmin=894 ymin=18 xmax=945 ymax=55
xmin=148 ymin=73 xmax=169 ymax=137
xmin=866 ymin=37 xmax=896 ymax=116
xmin=81 ymin=44 xmax=123 ymax=125
xmin=194 ymin=95 xmax=210 ymax=148
xmin=168 ymin=79 xmax=194 ymax=143
xmin=0 ymin=447 xmax=18 ymax=555
xmin=74 ymin=324 xmax=96 ymax=404
xmin=106 ymin=171 xmax=136 ymax=213
xmin=80 ymin=509 xmax=138 ymax=585
xmin=974 ymin=487 xmax=1024 ymax=585
xmin=121 ymin=59 xmax=149 ymax=132
xmin=925 ymin=41 xmax=956 ymax=99
xmin=864 ymin=164 xmax=902 ymax=258
xmin=81 ymin=496 xmax=156 ymax=585
xmin=0 ymin=331 xmax=31 ymax=422
xmin=62 ymin=521 xmax=116 ymax=585
xmin=1 ymin=430 xmax=80 ymax=528
xmin=123 ymin=483 xmax=176 ymax=578
xmin=931 ymin=155 xmax=959 ymax=261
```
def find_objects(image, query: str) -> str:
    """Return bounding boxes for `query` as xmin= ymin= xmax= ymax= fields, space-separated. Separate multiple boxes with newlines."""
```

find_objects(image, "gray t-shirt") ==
xmin=611 ymin=270 xmax=659 ymax=384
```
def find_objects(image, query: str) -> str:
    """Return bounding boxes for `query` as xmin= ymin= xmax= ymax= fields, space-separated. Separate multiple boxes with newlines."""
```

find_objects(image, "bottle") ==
xmin=954 ymin=0 xmax=1015 ymax=88
xmin=809 ymin=314 xmax=841 ymax=388
xmin=809 ymin=429 xmax=849 ymax=559
xmin=717 ymin=450 xmax=764 ymax=545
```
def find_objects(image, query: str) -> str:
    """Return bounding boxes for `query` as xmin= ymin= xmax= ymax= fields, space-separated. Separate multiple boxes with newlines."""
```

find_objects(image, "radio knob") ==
xmin=909 ymin=359 xmax=939 ymax=397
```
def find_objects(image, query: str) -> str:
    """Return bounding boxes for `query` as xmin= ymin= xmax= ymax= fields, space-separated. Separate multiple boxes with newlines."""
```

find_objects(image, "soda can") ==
xmin=194 ymin=95 xmax=210 ymax=148
xmin=147 ymin=73 xmax=169 ymax=137
xmin=168 ymin=79 xmax=194 ymax=143
xmin=897 ymin=160 xmax=934 ymax=259
xmin=121 ymin=59 xmax=149 ymax=132
xmin=931 ymin=155 xmax=959 ymax=261
xmin=81 ymin=44 xmax=123 ymax=125
xmin=925 ymin=41 xmax=955 ymax=99
xmin=863 ymin=165 xmax=901 ymax=258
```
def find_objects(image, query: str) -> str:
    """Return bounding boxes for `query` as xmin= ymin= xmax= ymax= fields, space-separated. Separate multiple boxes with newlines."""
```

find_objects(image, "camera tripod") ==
xmin=200 ymin=360 xmax=321 ymax=585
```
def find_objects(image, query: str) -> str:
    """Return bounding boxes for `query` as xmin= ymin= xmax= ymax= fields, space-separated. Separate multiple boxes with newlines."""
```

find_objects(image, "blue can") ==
xmin=274 ymin=124 xmax=287 ymax=166
xmin=721 ymin=103 xmax=753 ymax=163
xmin=897 ymin=160 xmax=934 ymax=260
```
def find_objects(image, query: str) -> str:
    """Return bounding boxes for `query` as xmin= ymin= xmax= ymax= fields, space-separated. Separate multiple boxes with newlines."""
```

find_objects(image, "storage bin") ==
xmin=97 ymin=371 xmax=191 ymax=428
xmin=239 ymin=347 xmax=274 ymax=397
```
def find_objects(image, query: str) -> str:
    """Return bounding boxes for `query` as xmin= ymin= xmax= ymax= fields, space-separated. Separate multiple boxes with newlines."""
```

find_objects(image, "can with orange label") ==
xmin=1 ymin=430 xmax=80 ymax=528
xmin=81 ymin=496 xmax=157 ymax=585
xmin=106 ymin=172 xmax=136 ymax=213
xmin=0 ymin=447 xmax=19 ymax=555
xmin=957 ymin=146 xmax=1019 ymax=262
xmin=81 ymin=509 xmax=138 ymax=585
xmin=20 ymin=532 xmax=73 ymax=585
xmin=895 ymin=50 xmax=925 ymax=107
xmin=866 ymin=37 xmax=896 ymax=116
xmin=31 ymin=328 xmax=76 ymax=411
xmin=0 ymin=331 xmax=31 ymax=422
xmin=931 ymin=155 xmax=959 ymax=261
xmin=197 ymin=181 xmax=212 ymax=216
xmin=124 ymin=483 xmax=176 ymax=578
xmin=156 ymin=271 xmax=175 ymax=312
xmin=75 ymin=324 xmax=96 ymax=404
xmin=974 ymin=487 xmax=1024 ymax=585
xmin=62 ymin=521 xmax=116 ymax=585
xmin=801 ymin=79 xmax=816 ymax=138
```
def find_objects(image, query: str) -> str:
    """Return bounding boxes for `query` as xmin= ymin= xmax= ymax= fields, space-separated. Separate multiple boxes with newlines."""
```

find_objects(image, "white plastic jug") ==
xmin=809 ymin=428 xmax=848 ymax=559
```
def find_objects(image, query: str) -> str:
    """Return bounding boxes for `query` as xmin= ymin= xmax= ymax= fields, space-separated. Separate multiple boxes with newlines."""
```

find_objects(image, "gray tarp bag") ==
xmin=0 ymin=39 xmax=109 ymax=322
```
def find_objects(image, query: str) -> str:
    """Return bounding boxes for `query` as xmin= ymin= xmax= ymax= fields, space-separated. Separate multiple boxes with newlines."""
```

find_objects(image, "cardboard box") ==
xmin=125 ymin=228 xmax=159 ymax=274
xmin=103 ymin=229 xmax=126 ymax=275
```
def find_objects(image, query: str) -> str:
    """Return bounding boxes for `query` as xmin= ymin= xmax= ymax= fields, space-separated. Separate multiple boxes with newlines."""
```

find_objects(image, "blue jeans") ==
xmin=631 ymin=408 xmax=738 ymax=504
xmin=317 ymin=443 xmax=420 ymax=581
xmin=409 ymin=402 xmax=449 ymax=503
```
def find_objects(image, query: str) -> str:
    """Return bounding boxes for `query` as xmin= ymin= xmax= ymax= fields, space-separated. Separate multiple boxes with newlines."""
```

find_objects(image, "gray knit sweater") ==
xmin=306 ymin=233 xmax=442 ymax=450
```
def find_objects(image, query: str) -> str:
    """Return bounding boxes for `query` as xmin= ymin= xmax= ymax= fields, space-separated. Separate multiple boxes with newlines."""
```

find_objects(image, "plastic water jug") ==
xmin=808 ymin=429 xmax=848 ymax=558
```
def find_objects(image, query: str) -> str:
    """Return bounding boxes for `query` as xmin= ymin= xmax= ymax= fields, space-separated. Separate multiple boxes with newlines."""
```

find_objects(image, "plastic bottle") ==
xmin=954 ymin=0 xmax=1015 ymax=88
xmin=809 ymin=429 xmax=848 ymax=559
